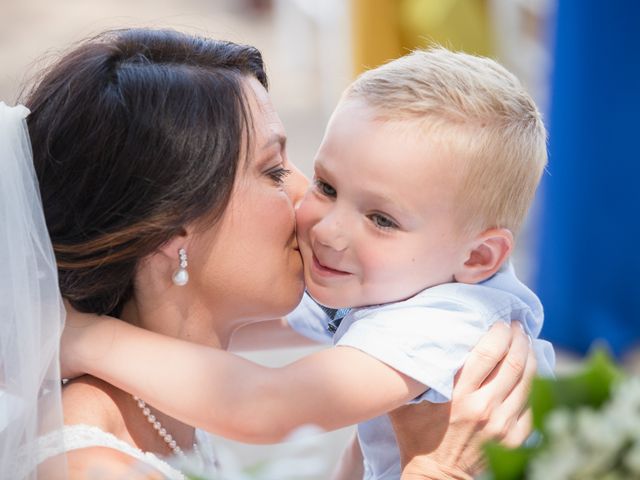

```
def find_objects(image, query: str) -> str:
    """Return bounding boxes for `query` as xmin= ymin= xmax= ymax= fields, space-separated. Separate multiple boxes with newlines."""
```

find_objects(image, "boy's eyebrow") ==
xmin=359 ymin=189 xmax=414 ymax=217
xmin=314 ymin=159 xmax=330 ymax=176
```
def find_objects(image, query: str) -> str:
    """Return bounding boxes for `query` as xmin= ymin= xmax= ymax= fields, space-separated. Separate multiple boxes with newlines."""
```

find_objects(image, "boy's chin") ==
xmin=304 ymin=283 xmax=349 ymax=309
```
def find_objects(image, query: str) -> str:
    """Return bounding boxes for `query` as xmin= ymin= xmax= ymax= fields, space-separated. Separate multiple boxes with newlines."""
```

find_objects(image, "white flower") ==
xmin=575 ymin=407 xmax=624 ymax=453
xmin=624 ymin=442 xmax=640 ymax=474
xmin=545 ymin=408 xmax=572 ymax=439
xmin=529 ymin=441 xmax=583 ymax=480
xmin=527 ymin=377 xmax=640 ymax=479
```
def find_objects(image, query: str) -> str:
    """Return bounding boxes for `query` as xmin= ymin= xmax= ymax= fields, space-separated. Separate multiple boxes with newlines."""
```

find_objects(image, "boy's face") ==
xmin=296 ymin=99 xmax=471 ymax=308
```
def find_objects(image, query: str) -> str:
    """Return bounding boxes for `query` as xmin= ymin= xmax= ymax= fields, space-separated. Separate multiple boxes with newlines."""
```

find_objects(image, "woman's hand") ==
xmin=390 ymin=321 xmax=536 ymax=479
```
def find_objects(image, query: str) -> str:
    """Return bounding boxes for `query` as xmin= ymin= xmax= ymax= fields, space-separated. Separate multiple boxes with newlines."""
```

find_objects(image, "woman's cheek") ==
xmin=294 ymin=192 xmax=319 ymax=241
xmin=256 ymin=185 xmax=295 ymax=236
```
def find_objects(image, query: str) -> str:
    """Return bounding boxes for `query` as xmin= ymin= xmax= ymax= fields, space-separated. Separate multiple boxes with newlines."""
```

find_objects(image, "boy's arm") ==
xmin=69 ymin=317 xmax=425 ymax=444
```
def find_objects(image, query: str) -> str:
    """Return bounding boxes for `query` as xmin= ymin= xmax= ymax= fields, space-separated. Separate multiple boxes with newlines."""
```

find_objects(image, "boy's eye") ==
xmin=267 ymin=167 xmax=292 ymax=185
xmin=368 ymin=213 xmax=398 ymax=230
xmin=315 ymin=179 xmax=337 ymax=198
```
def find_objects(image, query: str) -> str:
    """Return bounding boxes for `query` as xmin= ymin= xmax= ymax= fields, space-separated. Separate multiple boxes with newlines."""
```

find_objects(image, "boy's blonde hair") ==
xmin=344 ymin=47 xmax=547 ymax=235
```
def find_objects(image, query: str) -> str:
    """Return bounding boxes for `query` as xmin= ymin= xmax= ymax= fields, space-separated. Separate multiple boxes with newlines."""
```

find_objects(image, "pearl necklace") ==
xmin=133 ymin=395 xmax=199 ymax=458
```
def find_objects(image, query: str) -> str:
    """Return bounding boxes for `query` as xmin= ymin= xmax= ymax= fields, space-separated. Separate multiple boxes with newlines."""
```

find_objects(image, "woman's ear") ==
xmin=158 ymin=227 xmax=189 ymax=261
xmin=136 ymin=226 xmax=191 ymax=290
xmin=454 ymin=228 xmax=513 ymax=284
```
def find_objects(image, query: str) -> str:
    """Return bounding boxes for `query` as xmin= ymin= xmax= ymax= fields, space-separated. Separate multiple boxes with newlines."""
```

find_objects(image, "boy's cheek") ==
xmin=294 ymin=196 xmax=317 ymax=241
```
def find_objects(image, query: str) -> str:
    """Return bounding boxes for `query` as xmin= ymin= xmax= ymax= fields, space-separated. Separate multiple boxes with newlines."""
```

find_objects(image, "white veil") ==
xmin=0 ymin=102 xmax=67 ymax=479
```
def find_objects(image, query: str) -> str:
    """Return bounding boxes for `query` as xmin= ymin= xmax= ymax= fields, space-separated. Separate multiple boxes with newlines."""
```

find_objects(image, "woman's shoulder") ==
xmin=60 ymin=378 xmax=181 ymax=478
xmin=62 ymin=375 xmax=127 ymax=437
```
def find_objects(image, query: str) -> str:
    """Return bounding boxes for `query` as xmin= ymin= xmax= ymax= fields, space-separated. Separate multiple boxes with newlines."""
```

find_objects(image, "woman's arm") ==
xmin=393 ymin=322 xmax=536 ymax=479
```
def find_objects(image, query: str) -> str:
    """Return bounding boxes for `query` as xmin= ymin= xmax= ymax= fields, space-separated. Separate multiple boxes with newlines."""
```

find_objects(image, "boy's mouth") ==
xmin=311 ymin=254 xmax=351 ymax=276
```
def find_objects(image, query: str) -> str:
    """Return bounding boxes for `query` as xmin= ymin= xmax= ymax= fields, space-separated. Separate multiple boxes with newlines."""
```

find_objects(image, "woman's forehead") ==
xmin=244 ymin=77 xmax=287 ymax=153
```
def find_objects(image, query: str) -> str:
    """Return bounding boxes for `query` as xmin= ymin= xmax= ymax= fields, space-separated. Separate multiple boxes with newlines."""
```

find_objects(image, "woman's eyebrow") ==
xmin=262 ymin=133 xmax=286 ymax=150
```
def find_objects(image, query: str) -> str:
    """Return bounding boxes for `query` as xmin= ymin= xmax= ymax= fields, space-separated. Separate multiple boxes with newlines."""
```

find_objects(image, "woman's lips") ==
xmin=312 ymin=254 xmax=351 ymax=277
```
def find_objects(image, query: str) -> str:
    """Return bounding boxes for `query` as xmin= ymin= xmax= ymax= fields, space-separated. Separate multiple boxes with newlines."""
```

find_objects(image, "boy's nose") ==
xmin=313 ymin=214 xmax=348 ymax=252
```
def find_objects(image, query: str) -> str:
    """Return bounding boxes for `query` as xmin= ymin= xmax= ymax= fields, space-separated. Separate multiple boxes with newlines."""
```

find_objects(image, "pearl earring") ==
xmin=172 ymin=248 xmax=189 ymax=286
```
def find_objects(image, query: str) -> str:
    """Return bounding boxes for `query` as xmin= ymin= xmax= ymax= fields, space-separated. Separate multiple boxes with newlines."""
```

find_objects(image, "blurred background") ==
xmin=2 ymin=0 xmax=638 ymax=476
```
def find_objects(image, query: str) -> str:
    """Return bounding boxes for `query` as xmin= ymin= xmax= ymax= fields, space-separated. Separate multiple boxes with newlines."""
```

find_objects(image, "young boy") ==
xmin=283 ymin=47 xmax=555 ymax=478
xmin=65 ymin=48 xmax=554 ymax=479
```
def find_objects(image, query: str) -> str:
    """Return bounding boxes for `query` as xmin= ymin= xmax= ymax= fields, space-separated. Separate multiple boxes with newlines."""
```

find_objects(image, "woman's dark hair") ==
xmin=25 ymin=28 xmax=268 ymax=316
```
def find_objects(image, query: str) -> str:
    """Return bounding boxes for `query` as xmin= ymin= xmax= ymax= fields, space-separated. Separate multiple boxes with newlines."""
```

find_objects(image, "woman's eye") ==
xmin=369 ymin=213 xmax=398 ymax=230
xmin=267 ymin=167 xmax=292 ymax=185
xmin=315 ymin=179 xmax=336 ymax=198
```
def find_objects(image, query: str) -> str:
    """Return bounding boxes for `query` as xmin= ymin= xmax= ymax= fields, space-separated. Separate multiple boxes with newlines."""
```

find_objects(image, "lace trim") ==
xmin=37 ymin=424 xmax=185 ymax=479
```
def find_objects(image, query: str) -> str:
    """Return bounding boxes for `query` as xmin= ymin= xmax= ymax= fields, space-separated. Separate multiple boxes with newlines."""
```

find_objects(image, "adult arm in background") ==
xmin=393 ymin=322 xmax=535 ymax=479
xmin=329 ymin=432 xmax=365 ymax=480
xmin=228 ymin=317 xmax=320 ymax=351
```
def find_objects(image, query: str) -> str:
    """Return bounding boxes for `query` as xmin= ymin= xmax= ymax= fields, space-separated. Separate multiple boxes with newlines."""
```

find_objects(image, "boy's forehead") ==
xmin=330 ymin=101 xmax=463 ymax=173
xmin=319 ymin=105 xmax=464 ymax=218
xmin=331 ymin=98 xmax=460 ymax=152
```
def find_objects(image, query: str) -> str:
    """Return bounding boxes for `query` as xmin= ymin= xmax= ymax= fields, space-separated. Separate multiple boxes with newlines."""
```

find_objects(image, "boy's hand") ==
xmin=60 ymin=300 xmax=112 ymax=379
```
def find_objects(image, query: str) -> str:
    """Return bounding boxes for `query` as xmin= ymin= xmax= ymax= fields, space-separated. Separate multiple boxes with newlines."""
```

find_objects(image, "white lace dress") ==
xmin=37 ymin=424 xmax=220 ymax=479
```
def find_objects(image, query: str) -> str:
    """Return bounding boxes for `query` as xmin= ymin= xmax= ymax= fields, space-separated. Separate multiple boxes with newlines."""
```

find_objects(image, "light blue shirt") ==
xmin=287 ymin=262 xmax=555 ymax=480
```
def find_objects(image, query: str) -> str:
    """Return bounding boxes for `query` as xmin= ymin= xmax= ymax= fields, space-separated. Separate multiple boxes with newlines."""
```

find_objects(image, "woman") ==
xmin=1 ymin=28 xmax=534 ymax=479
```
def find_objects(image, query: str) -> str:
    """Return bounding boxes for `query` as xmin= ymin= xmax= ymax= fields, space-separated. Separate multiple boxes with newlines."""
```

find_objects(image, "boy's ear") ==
xmin=454 ymin=228 xmax=513 ymax=284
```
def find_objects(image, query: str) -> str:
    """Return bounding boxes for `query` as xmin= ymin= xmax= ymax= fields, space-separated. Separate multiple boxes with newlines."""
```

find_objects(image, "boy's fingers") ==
xmin=454 ymin=322 xmax=512 ymax=395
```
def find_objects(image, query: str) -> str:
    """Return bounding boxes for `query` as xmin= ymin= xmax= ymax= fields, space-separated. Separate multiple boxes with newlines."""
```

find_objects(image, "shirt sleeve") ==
xmin=336 ymin=296 xmax=492 ymax=403
xmin=533 ymin=338 xmax=556 ymax=378
xmin=285 ymin=292 xmax=334 ymax=345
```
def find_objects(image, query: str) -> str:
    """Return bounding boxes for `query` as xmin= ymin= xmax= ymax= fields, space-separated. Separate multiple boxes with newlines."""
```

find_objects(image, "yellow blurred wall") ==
xmin=350 ymin=0 xmax=493 ymax=76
